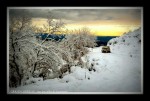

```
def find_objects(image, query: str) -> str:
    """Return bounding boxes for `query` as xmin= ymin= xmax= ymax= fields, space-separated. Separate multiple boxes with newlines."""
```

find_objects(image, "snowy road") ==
xmin=9 ymin=47 xmax=142 ymax=94
xmin=84 ymin=47 xmax=141 ymax=92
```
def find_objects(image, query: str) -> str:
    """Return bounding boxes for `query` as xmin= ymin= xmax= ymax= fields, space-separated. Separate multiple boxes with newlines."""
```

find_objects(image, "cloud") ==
xmin=9 ymin=9 xmax=54 ymax=18
xmin=9 ymin=8 xmax=141 ymax=23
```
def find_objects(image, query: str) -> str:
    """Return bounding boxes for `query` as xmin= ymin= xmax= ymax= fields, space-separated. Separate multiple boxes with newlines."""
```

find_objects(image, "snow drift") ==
xmin=107 ymin=28 xmax=141 ymax=55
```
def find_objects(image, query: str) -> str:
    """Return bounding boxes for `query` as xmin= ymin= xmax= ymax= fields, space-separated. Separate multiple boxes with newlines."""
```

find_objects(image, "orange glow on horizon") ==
xmin=66 ymin=24 xmax=140 ymax=36
xmin=31 ymin=18 xmax=141 ymax=36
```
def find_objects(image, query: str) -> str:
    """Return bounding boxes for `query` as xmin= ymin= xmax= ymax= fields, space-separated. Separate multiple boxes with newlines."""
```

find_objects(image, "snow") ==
xmin=107 ymin=28 xmax=141 ymax=55
xmin=48 ymin=68 xmax=53 ymax=72
xmin=9 ymin=28 xmax=142 ymax=94
xmin=23 ymin=77 xmax=43 ymax=85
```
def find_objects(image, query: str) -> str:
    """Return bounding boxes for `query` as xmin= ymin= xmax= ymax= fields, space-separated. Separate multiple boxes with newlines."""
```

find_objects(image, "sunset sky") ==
xmin=9 ymin=7 xmax=142 ymax=36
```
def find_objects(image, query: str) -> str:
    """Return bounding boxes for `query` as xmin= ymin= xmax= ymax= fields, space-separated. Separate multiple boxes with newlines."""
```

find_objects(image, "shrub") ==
xmin=60 ymin=27 xmax=96 ymax=61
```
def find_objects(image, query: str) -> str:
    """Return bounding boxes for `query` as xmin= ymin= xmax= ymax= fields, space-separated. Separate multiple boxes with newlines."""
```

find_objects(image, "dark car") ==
xmin=102 ymin=46 xmax=111 ymax=53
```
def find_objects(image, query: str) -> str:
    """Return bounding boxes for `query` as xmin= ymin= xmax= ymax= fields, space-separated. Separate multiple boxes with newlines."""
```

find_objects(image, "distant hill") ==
xmin=96 ymin=36 xmax=117 ymax=46
xmin=35 ymin=33 xmax=65 ymax=41
xmin=35 ymin=33 xmax=117 ymax=46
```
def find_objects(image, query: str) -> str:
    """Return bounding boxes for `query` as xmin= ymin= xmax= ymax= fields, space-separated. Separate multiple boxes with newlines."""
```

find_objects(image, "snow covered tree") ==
xmin=9 ymin=15 xmax=67 ymax=87
xmin=9 ymin=15 xmax=38 ymax=87
xmin=31 ymin=13 xmax=73 ymax=80
xmin=40 ymin=13 xmax=65 ymax=44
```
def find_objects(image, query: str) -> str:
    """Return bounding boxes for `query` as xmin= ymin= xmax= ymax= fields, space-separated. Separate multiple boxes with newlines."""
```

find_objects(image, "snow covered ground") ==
xmin=9 ymin=28 xmax=142 ymax=94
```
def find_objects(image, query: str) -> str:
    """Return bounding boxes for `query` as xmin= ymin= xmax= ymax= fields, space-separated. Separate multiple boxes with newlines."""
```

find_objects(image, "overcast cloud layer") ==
xmin=9 ymin=8 xmax=141 ymax=22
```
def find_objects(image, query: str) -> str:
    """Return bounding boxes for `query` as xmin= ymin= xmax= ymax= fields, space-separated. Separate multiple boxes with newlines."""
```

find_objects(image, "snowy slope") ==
xmin=107 ymin=28 xmax=141 ymax=56
xmin=9 ymin=28 xmax=142 ymax=94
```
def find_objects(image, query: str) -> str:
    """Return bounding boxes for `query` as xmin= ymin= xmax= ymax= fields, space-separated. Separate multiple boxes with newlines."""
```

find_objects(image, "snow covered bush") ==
xmin=32 ymin=42 xmax=74 ymax=80
xmin=59 ymin=27 xmax=97 ymax=67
